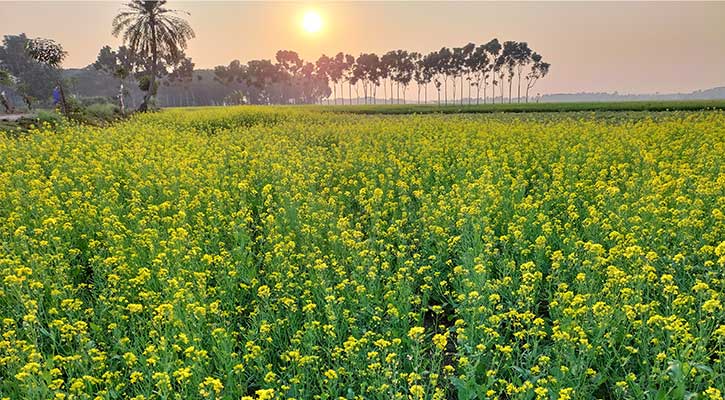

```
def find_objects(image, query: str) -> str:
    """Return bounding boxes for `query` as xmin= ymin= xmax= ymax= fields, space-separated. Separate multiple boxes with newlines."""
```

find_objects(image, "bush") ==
xmin=36 ymin=109 xmax=62 ymax=126
xmin=78 ymin=96 xmax=116 ymax=107
xmin=85 ymin=102 xmax=120 ymax=121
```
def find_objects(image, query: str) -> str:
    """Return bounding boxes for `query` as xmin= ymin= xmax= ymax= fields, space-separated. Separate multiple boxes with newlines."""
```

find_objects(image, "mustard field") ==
xmin=1 ymin=107 xmax=724 ymax=399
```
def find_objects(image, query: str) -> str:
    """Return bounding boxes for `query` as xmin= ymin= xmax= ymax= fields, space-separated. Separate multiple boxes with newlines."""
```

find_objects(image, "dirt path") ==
xmin=0 ymin=113 xmax=34 ymax=122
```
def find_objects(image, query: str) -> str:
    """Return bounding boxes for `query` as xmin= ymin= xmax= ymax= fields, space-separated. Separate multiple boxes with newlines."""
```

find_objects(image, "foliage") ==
xmin=0 ymin=34 xmax=60 ymax=104
xmin=0 ymin=107 xmax=723 ymax=399
xmin=112 ymin=0 xmax=195 ymax=71
xmin=93 ymin=45 xmax=135 ymax=81
xmin=210 ymin=38 xmax=548 ymax=106
xmin=312 ymin=100 xmax=725 ymax=115
xmin=0 ymin=68 xmax=11 ymax=86
xmin=112 ymin=0 xmax=196 ymax=111
xmin=212 ymin=52 xmax=330 ymax=105
xmin=24 ymin=38 xmax=67 ymax=68
xmin=35 ymin=109 xmax=63 ymax=126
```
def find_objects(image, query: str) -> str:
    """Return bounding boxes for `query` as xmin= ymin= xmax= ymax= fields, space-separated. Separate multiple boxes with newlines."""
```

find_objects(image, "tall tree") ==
xmin=353 ymin=53 xmax=380 ymax=104
xmin=482 ymin=39 xmax=501 ymax=104
xmin=380 ymin=51 xmax=396 ymax=104
xmin=315 ymin=54 xmax=332 ymax=104
xmin=468 ymin=44 xmax=487 ymax=105
xmin=515 ymin=42 xmax=532 ymax=103
xmin=213 ymin=60 xmax=249 ymax=104
xmin=165 ymin=55 xmax=196 ymax=106
xmin=112 ymin=0 xmax=195 ymax=111
xmin=93 ymin=45 xmax=135 ymax=113
xmin=500 ymin=41 xmax=518 ymax=103
xmin=411 ymin=52 xmax=429 ymax=104
xmin=25 ymin=37 xmax=69 ymax=116
xmin=525 ymin=53 xmax=549 ymax=103
xmin=424 ymin=51 xmax=443 ymax=106
xmin=436 ymin=47 xmax=452 ymax=105
xmin=0 ymin=34 xmax=60 ymax=107
xmin=245 ymin=59 xmax=280 ymax=104
xmin=328 ymin=53 xmax=346 ymax=105
xmin=342 ymin=54 xmax=355 ymax=105
xmin=388 ymin=50 xmax=413 ymax=104
xmin=397 ymin=51 xmax=415 ymax=104
xmin=275 ymin=50 xmax=303 ymax=103
xmin=457 ymin=42 xmax=475 ymax=105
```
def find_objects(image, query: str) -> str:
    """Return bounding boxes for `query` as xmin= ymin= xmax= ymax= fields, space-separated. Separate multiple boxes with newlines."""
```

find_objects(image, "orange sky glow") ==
xmin=1 ymin=1 xmax=724 ymax=95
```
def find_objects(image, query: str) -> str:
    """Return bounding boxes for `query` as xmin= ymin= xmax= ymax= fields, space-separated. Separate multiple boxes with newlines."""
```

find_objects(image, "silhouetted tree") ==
xmin=25 ymin=37 xmax=68 ymax=115
xmin=209 ymin=38 xmax=549 ymax=106
xmin=482 ymin=39 xmax=501 ymax=104
xmin=316 ymin=54 xmax=332 ymax=104
xmin=515 ymin=42 xmax=532 ymax=103
xmin=434 ymin=48 xmax=452 ymax=105
xmin=380 ymin=51 xmax=396 ymax=104
xmin=328 ymin=53 xmax=346 ymax=105
xmin=457 ymin=42 xmax=475 ymax=104
xmin=112 ymin=0 xmax=195 ymax=111
xmin=0 ymin=34 xmax=60 ymax=108
xmin=525 ymin=53 xmax=549 ymax=103
xmin=93 ymin=45 xmax=135 ymax=113
xmin=342 ymin=54 xmax=355 ymax=105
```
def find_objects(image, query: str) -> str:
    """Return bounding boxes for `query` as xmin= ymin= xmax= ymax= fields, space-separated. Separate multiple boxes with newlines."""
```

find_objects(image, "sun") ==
xmin=302 ymin=10 xmax=323 ymax=33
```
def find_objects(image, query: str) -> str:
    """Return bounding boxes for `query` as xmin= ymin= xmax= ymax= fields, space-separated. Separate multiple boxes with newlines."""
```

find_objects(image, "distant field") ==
xmin=313 ymin=99 xmax=725 ymax=114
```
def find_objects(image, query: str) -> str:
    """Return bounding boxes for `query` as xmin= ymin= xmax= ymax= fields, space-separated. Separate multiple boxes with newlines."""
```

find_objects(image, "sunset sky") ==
xmin=1 ymin=1 xmax=724 ymax=95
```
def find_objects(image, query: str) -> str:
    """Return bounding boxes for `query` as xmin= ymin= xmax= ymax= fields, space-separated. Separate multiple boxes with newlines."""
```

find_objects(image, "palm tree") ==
xmin=112 ymin=0 xmax=195 ymax=111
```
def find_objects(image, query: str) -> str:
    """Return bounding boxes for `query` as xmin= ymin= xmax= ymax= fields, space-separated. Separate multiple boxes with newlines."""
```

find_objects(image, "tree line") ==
xmin=96 ymin=0 xmax=551 ymax=108
xmin=214 ymin=40 xmax=550 ymax=106
xmin=1 ymin=1 xmax=550 ymax=111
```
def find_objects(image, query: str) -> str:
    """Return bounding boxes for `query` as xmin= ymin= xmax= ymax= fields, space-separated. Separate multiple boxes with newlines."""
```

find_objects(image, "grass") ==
xmin=312 ymin=99 xmax=725 ymax=114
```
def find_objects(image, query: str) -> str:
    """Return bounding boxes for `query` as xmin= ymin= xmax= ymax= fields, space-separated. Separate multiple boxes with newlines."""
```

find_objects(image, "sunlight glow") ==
xmin=302 ymin=10 xmax=323 ymax=33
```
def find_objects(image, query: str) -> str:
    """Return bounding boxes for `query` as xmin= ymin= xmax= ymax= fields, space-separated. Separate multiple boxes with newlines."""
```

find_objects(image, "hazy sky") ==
xmin=1 ymin=1 xmax=724 ymax=95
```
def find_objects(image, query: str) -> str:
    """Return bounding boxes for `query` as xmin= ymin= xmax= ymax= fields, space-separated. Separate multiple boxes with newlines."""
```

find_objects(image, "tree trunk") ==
xmin=390 ymin=80 xmax=394 ymax=104
xmin=461 ymin=76 xmax=464 ymax=105
xmin=140 ymin=13 xmax=159 ymax=112
xmin=501 ymin=76 xmax=505 ymax=103
xmin=508 ymin=78 xmax=512 ymax=104
xmin=118 ymin=81 xmax=125 ymax=114
xmin=451 ymin=78 xmax=456 ymax=104
xmin=517 ymin=73 xmax=521 ymax=103
xmin=57 ymin=80 xmax=68 ymax=117
xmin=476 ymin=84 xmax=480 ymax=105
xmin=0 ymin=92 xmax=14 ymax=114
xmin=468 ymin=78 xmax=471 ymax=105
xmin=383 ymin=79 xmax=387 ymax=104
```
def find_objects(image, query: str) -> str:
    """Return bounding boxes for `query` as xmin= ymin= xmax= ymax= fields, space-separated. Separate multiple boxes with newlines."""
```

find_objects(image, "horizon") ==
xmin=1 ymin=1 xmax=724 ymax=97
